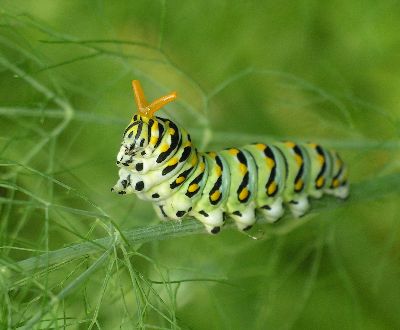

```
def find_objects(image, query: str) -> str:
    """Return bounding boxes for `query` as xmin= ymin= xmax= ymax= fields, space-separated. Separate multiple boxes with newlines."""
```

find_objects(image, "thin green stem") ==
xmin=21 ymin=249 xmax=112 ymax=329
xmin=5 ymin=172 xmax=399 ymax=276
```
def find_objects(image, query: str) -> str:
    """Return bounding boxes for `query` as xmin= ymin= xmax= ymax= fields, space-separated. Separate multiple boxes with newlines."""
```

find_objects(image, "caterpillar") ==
xmin=112 ymin=80 xmax=349 ymax=234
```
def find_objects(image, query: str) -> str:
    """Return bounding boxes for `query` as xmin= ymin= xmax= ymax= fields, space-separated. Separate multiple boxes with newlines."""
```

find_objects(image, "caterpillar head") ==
xmin=116 ymin=80 xmax=177 ymax=164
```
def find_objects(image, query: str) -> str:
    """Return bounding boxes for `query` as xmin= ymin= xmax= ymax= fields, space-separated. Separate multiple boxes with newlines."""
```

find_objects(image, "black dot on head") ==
xmin=211 ymin=226 xmax=220 ymax=234
xmin=118 ymin=191 xmax=126 ymax=195
xmin=243 ymin=225 xmax=253 ymax=231
xmin=176 ymin=210 xmax=186 ymax=217
xmin=188 ymin=207 xmax=192 ymax=212
xmin=152 ymin=193 xmax=160 ymax=199
xmin=135 ymin=163 xmax=143 ymax=171
xmin=199 ymin=210 xmax=209 ymax=217
xmin=135 ymin=181 xmax=144 ymax=191
xmin=261 ymin=205 xmax=271 ymax=210
xmin=233 ymin=211 xmax=242 ymax=216
xmin=141 ymin=151 xmax=146 ymax=156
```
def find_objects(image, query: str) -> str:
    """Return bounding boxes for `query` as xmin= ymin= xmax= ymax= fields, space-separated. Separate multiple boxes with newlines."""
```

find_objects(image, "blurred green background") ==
xmin=0 ymin=1 xmax=399 ymax=329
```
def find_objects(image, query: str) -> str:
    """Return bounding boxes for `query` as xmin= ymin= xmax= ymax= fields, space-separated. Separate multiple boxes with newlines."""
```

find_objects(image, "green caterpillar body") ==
xmin=112 ymin=113 xmax=349 ymax=234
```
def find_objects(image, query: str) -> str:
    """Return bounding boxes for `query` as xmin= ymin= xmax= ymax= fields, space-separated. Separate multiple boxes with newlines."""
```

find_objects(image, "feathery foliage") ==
xmin=0 ymin=1 xmax=399 ymax=329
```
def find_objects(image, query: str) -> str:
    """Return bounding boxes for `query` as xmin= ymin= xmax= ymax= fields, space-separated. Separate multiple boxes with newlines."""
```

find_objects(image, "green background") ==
xmin=0 ymin=1 xmax=399 ymax=329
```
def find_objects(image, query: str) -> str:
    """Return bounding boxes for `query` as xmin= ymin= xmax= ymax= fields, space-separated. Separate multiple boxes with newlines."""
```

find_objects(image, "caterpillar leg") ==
xmin=310 ymin=190 xmax=324 ymax=199
xmin=288 ymin=196 xmax=309 ymax=218
xmin=333 ymin=184 xmax=349 ymax=199
xmin=229 ymin=204 xmax=257 ymax=231
xmin=259 ymin=197 xmax=284 ymax=223
xmin=111 ymin=168 xmax=135 ymax=195
xmin=325 ymin=184 xmax=349 ymax=199
xmin=192 ymin=209 xmax=224 ymax=234
xmin=159 ymin=200 xmax=193 ymax=221
xmin=153 ymin=204 xmax=170 ymax=221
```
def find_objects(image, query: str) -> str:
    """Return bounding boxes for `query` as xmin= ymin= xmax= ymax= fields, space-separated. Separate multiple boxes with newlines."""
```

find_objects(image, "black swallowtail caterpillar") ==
xmin=112 ymin=80 xmax=349 ymax=234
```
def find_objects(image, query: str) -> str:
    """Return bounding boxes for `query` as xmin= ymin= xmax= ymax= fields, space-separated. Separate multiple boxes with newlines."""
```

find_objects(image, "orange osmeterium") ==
xmin=131 ymin=80 xmax=177 ymax=118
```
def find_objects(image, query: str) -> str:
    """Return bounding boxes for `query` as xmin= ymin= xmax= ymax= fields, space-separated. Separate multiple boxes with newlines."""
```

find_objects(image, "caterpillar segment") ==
xmin=112 ymin=80 xmax=349 ymax=234
xmin=241 ymin=144 xmax=286 ymax=223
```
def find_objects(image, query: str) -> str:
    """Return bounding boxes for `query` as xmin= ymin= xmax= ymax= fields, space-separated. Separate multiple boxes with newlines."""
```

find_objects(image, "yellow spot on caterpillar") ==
xmin=208 ymin=152 xmax=217 ymax=158
xmin=215 ymin=165 xmax=222 ymax=176
xmin=332 ymin=179 xmax=340 ymax=188
xmin=285 ymin=141 xmax=295 ymax=148
xmin=168 ymin=128 xmax=176 ymax=135
xmin=199 ymin=162 xmax=205 ymax=171
xmin=316 ymin=176 xmax=325 ymax=188
xmin=256 ymin=143 xmax=266 ymax=150
xmin=150 ymin=136 xmax=158 ymax=145
xmin=239 ymin=163 xmax=247 ymax=175
xmin=228 ymin=148 xmax=239 ymax=155
xmin=167 ymin=157 xmax=178 ymax=166
xmin=175 ymin=176 xmax=185 ymax=184
xmin=160 ymin=144 xmax=169 ymax=152
xmin=295 ymin=179 xmax=304 ymax=191
xmin=295 ymin=154 xmax=303 ymax=166
xmin=190 ymin=154 xmax=198 ymax=166
xmin=317 ymin=154 xmax=324 ymax=166
xmin=308 ymin=143 xmax=317 ymax=148
xmin=210 ymin=190 xmax=221 ymax=202
xmin=267 ymin=182 xmax=277 ymax=195
xmin=266 ymin=157 xmax=275 ymax=168
xmin=239 ymin=187 xmax=249 ymax=201
xmin=188 ymin=183 xmax=199 ymax=192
